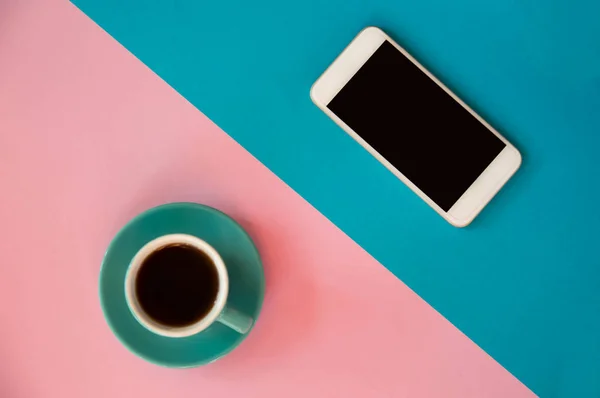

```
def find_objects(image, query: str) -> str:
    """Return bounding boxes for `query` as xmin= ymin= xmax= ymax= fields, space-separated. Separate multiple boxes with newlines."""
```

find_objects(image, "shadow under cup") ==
xmin=124 ymin=234 xmax=253 ymax=337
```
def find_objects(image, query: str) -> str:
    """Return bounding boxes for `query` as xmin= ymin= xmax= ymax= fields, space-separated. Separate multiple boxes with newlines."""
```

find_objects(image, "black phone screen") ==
xmin=327 ymin=40 xmax=506 ymax=211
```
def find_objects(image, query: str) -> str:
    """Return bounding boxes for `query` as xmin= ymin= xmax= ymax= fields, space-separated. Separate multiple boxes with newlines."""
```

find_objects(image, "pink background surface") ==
xmin=0 ymin=1 xmax=534 ymax=397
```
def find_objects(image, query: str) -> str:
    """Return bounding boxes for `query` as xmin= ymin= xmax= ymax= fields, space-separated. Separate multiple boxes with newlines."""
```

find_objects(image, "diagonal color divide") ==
xmin=70 ymin=0 xmax=600 ymax=396
xmin=1 ymin=1 xmax=532 ymax=397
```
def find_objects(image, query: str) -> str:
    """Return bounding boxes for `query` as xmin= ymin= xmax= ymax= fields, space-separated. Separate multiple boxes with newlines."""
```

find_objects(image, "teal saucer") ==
xmin=99 ymin=202 xmax=265 ymax=367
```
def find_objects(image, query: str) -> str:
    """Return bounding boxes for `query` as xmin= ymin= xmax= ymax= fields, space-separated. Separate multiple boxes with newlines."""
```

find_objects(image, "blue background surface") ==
xmin=71 ymin=0 xmax=600 ymax=395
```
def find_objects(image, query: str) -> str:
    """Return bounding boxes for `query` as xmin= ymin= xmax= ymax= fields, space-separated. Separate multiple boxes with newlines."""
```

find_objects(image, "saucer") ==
xmin=99 ymin=202 xmax=265 ymax=367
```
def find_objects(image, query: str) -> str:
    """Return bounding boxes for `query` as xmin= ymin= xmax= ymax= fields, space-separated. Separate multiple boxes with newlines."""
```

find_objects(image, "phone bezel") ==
xmin=310 ymin=27 xmax=521 ymax=227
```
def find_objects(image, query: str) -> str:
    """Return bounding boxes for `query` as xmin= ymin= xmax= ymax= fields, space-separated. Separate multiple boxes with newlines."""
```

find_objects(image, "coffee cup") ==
xmin=124 ymin=233 xmax=253 ymax=337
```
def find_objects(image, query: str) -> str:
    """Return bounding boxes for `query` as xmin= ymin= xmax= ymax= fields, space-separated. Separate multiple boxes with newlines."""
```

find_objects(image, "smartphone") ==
xmin=310 ymin=27 xmax=521 ymax=227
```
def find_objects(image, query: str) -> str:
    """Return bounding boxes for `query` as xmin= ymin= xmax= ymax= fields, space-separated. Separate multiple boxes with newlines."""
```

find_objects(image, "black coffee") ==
xmin=135 ymin=243 xmax=219 ymax=327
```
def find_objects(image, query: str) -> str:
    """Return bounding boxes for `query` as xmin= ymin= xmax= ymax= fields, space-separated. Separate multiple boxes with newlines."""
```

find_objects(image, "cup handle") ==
xmin=217 ymin=306 xmax=253 ymax=334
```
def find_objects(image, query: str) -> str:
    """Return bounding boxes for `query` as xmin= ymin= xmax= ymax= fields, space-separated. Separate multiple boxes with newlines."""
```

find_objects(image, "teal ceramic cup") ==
xmin=124 ymin=233 xmax=253 ymax=338
xmin=100 ymin=202 xmax=265 ymax=367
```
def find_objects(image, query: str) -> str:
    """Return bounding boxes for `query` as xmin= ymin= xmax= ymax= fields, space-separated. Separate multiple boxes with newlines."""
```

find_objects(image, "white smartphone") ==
xmin=311 ymin=27 xmax=521 ymax=227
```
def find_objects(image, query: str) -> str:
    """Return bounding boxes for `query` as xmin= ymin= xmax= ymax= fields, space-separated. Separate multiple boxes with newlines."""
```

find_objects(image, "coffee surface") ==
xmin=135 ymin=243 xmax=219 ymax=327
